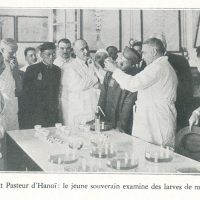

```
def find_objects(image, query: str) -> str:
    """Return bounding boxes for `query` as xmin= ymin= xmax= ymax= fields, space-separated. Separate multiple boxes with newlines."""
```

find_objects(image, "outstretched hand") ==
xmin=10 ymin=57 xmax=19 ymax=71
xmin=104 ymin=57 xmax=118 ymax=72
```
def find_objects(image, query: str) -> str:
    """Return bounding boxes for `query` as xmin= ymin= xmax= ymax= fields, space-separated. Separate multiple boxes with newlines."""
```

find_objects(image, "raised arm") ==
xmin=62 ymin=65 xmax=98 ymax=92
xmin=104 ymin=59 xmax=159 ymax=93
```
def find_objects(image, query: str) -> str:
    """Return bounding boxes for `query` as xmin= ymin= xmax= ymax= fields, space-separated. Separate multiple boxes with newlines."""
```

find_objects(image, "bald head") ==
xmin=0 ymin=38 xmax=18 ymax=50
xmin=150 ymin=33 xmax=167 ymax=51
xmin=0 ymin=38 xmax=18 ymax=62
xmin=95 ymin=49 xmax=109 ymax=68
xmin=142 ymin=37 xmax=165 ymax=65
xmin=143 ymin=38 xmax=165 ymax=55
xmin=73 ymin=39 xmax=89 ymax=61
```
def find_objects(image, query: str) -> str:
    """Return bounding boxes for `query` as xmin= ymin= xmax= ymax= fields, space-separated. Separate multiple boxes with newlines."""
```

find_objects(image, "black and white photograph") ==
xmin=1 ymin=7 xmax=200 ymax=175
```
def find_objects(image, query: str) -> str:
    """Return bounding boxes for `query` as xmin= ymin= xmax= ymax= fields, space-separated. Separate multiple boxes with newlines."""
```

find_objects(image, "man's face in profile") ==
xmin=117 ymin=55 xmax=133 ymax=71
xmin=74 ymin=40 xmax=89 ymax=61
xmin=142 ymin=44 xmax=154 ymax=65
xmin=1 ymin=46 xmax=17 ymax=62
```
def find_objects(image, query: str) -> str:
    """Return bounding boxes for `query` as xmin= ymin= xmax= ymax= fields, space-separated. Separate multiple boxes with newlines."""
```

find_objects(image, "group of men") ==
xmin=0 ymin=35 xmax=195 ymax=150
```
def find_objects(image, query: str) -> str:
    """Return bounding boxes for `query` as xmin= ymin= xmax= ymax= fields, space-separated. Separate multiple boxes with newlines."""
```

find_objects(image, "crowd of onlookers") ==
xmin=1 ymin=35 xmax=200 ymax=158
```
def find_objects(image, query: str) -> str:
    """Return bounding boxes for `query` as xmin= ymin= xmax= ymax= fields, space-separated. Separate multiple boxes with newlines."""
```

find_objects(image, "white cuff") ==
xmin=112 ymin=69 xmax=122 ymax=79
xmin=194 ymin=110 xmax=200 ymax=116
xmin=112 ymin=69 xmax=125 ymax=89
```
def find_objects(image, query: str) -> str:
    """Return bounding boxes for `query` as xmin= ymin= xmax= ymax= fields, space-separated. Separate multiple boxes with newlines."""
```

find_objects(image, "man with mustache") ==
xmin=54 ymin=38 xmax=72 ymax=69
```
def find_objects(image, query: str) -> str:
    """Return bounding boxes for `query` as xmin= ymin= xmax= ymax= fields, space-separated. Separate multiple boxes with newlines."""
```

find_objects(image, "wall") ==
xmin=0 ymin=9 xmax=199 ymax=67
xmin=121 ymin=10 xmax=142 ymax=49
xmin=122 ymin=10 xmax=200 ymax=67
xmin=51 ymin=9 xmax=80 ymax=43
xmin=0 ymin=9 xmax=50 ymax=66
xmin=182 ymin=10 xmax=200 ymax=67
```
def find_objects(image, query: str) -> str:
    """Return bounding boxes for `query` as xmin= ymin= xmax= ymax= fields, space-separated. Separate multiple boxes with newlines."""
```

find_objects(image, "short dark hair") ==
xmin=40 ymin=42 xmax=56 ymax=52
xmin=123 ymin=46 xmax=141 ymax=64
xmin=58 ymin=38 xmax=71 ymax=46
xmin=130 ymin=47 xmax=142 ymax=61
xmin=106 ymin=46 xmax=118 ymax=52
xmin=143 ymin=37 xmax=165 ymax=55
xmin=24 ymin=47 xmax=36 ymax=57
xmin=196 ymin=46 xmax=200 ymax=57
xmin=35 ymin=44 xmax=42 ymax=52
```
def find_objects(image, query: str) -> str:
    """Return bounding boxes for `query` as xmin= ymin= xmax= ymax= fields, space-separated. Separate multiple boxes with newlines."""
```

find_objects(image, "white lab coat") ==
xmin=0 ymin=92 xmax=6 ymax=170
xmin=113 ymin=56 xmax=178 ymax=147
xmin=61 ymin=58 xmax=99 ymax=127
xmin=54 ymin=56 xmax=72 ymax=69
xmin=0 ymin=91 xmax=6 ymax=138
xmin=0 ymin=63 xmax=19 ymax=131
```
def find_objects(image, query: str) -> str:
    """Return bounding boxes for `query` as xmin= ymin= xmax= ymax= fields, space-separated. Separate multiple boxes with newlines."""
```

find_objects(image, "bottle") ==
xmin=95 ymin=107 xmax=101 ymax=134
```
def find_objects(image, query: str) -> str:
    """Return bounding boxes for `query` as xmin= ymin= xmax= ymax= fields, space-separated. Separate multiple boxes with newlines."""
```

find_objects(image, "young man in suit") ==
xmin=20 ymin=47 xmax=37 ymax=72
xmin=23 ymin=42 xmax=61 ymax=128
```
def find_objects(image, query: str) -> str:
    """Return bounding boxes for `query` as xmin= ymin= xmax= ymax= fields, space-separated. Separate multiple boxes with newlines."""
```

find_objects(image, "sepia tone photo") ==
xmin=0 ymin=8 xmax=200 ymax=174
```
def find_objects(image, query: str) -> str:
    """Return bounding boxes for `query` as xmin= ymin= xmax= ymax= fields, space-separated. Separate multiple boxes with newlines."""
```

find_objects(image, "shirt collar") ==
xmin=57 ymin=56 xmax=70 ymax=63
xmin=75 ymin=57 xmax=87 ymax=66
xmin=20 ymin=63 xmax=29 ymax=72
xmin=42 ymin=61 xmax=52 ymax=68
xmin=151 ymin=56 xmax=168 ymax=65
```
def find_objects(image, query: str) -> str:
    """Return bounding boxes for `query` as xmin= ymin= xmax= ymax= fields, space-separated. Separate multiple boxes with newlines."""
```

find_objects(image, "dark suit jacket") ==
xmin=98 ymin=68 xmax=140 ymax=134
xmin=23 ymin=62 xmax=61 ymax=128
xmin=16 ymin=70 xmax=26 ymax=129
xmin=167 ymin=53 xmax=193 ymax=130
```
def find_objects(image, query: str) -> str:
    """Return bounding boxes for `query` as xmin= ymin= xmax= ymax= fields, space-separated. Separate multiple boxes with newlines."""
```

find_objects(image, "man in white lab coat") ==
xmin=0 ymin=90 xmax=6 ymax=138
xmin=105 ymin=38 xmax=178 ymax=147
xmin=0 ymin=91 xmax=6 ymax=170
xmin=61 ymin=39 xmax=99 ymax=127
xmin=54 ymin=38 xmax=72 ymax=69
xmin=0 ymin=38 xmax=20 ymax=131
